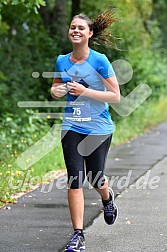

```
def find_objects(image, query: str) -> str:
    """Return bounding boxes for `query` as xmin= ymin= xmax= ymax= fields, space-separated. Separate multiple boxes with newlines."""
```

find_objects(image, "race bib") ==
xmin=65 ymin=99 xmax=91 ymax=122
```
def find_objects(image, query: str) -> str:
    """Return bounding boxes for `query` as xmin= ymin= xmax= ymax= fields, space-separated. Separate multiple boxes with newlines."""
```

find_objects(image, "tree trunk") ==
xmin=39 ymin=0 xmax=50 ymax=28
xmin=52 ymin=0 xmax=67 ymax=41
xmin=71 ymin=0 xmax=81 ymax=18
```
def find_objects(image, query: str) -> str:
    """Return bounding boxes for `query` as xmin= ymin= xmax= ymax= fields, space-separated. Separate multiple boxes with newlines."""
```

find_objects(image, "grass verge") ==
xmin=112 ymin=96 xmax=167 ymax=146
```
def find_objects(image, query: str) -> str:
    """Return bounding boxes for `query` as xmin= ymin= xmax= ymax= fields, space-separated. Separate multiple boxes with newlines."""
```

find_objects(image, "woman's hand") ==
xmin=51 ymin=84 xmax=67 ymax=98
xmin=67 ymin=81 xmax=86 ymax=96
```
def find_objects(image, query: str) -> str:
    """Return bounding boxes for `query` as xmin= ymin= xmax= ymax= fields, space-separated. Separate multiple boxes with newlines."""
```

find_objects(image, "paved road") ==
xmin=85 ymin=156 xmax=167 ymax=252
xmin=0 ymin=122 xmax=167 ymax=252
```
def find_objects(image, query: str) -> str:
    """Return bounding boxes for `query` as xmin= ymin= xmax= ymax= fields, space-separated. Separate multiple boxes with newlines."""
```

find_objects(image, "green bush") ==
xmin=0 ymin=109 xmax=64 ymax=205
xmin=0 ymin=4 xmax=59 ymax=114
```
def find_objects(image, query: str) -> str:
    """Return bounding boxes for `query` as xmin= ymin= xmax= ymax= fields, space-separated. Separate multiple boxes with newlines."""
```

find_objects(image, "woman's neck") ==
xmin=71 ymin=45 xmax=90 ymax=61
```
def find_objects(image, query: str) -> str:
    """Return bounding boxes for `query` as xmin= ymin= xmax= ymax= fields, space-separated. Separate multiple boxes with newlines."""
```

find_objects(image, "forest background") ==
xmin=0 ymin=0 xmax=166 ymax=205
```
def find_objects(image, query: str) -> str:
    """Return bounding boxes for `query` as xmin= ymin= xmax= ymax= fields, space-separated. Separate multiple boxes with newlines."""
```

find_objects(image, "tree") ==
xmin=71 ymin=0 xmax=81 ymax=18
xmin=152 ymin=0 xmax=167 ymax=48
xmin=39 ymin=0 xmax=81 ymax=41
xmin=0 ymin=0 xmax=46 ymax=16
xmin=39 ymin=0 xmax=67 ymax=42
xmin=52 ymin=0 xmax=67 ymax=41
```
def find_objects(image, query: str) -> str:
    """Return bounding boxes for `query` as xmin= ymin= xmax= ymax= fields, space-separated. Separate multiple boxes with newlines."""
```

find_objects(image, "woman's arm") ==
xmin=50 ymin=78 xmax=67 ymax=99
xmin=86 ymin=76 xmax=120 ymax=103
xmin=67 ymin=75 xmax=120 ymax=103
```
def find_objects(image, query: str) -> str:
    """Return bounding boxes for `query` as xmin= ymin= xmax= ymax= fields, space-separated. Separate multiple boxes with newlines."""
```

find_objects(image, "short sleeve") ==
xmin=54 ymin=56 xmax=61 ymax=79
xmin=98 ymin=54 xmax=115 ymax=79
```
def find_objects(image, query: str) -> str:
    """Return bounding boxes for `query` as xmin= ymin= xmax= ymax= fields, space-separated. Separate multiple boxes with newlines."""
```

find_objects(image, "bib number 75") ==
xmin=73 ymin=107 xmax=81 ymax=116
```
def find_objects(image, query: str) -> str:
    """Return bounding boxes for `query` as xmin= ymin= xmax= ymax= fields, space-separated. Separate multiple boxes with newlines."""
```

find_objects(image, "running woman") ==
xmin=50 ymin=9 xmax=120 ymax=252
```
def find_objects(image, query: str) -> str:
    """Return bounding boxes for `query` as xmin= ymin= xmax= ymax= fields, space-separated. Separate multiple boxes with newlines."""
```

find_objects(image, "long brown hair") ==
xmin=72 ymin=9 xmax=119 ymax=49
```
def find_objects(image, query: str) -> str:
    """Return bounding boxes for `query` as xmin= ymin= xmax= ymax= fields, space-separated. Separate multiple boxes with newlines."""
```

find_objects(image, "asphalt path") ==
xmin=85 ymin=156 xmax=167 ymax=252
xmin=0 ymin=122 xmax=167 ymax=252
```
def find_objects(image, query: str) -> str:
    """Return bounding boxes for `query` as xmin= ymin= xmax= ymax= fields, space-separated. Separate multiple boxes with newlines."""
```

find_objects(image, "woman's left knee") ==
xmin=87 ymin=173 xmax=107 ymax=188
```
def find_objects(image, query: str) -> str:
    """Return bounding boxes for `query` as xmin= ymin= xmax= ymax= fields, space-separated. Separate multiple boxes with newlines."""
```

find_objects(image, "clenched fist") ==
xmin=51 ymin=84 xmax=67 ymax=98
xmin=67 ymin=81 xmax=86 ymax=96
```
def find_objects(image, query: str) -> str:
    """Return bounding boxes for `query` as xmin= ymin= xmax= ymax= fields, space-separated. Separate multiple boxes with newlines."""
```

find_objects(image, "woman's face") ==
xmin=68 ymin=18 xmax=93 ymax=45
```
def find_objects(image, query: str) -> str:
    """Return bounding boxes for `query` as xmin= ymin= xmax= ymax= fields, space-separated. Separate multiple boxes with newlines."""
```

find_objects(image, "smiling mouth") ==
xmin=72 ymin=35 xmax=82 ymax=38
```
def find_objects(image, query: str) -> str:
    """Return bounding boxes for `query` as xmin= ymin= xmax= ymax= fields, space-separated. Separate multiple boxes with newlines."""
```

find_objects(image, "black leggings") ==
xmin=61 ymin=130 xmax=112 ymax=189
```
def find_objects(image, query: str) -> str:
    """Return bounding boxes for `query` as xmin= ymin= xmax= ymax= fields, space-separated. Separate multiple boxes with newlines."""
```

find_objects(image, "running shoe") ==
xmin=103 ymin=187 xmax=118 ymax=225
xmin=64 ymin=231 xmax=85 ymax=252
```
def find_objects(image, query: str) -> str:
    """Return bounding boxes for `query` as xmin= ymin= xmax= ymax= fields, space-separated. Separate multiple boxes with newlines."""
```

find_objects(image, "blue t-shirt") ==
xmin=54 ymin=48 xmax=115 ymax=135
